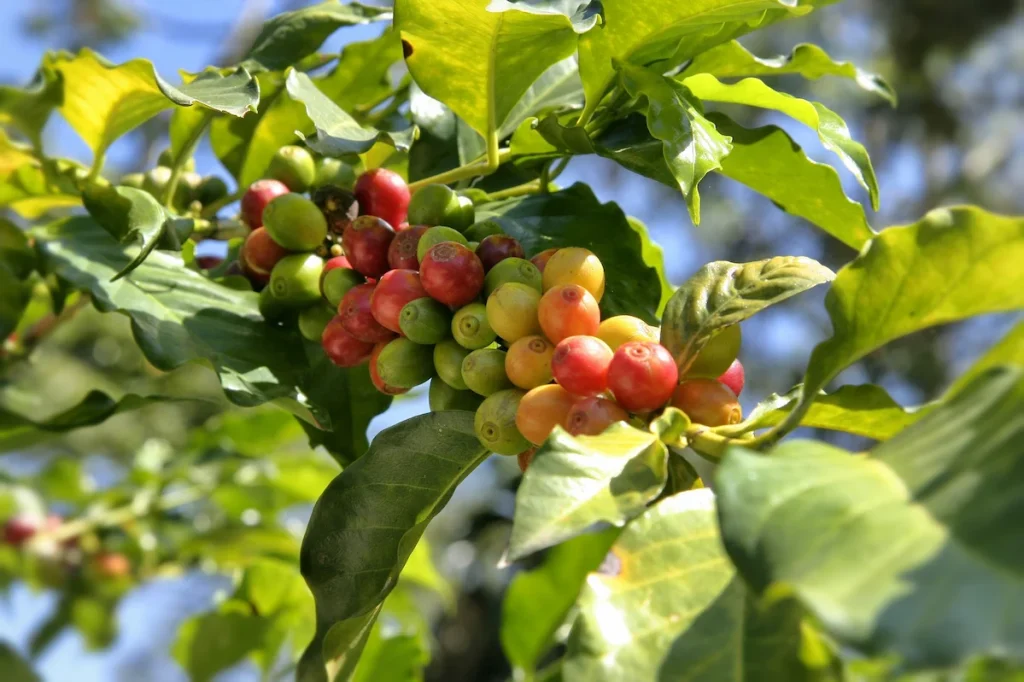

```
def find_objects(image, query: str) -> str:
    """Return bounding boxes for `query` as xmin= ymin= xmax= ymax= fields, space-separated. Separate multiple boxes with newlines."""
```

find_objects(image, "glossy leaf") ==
xmin=576 ymin=0 xmax=829 ymax=117
xmin=789 ymin=207 xmax=1024 ymax=426
xmin=82 ymin=184 xmax=170 ymax=280
xmin=0 ymin=133 xmax=80 ymax=217
xmin=36 ymin=216 xmax=306 ymax=407
xmin=681 ymin=73 xmax=879 ymax=208
xmin=488 ymin=0 xmax=605 ymax=33
xmin=242 ymin=1 xmax=392 ymax=72
xmin=626 ymin=216 xmax=673 ymax=317
xmin=502 ymin=528 xmax=618 ymax=674
xmin=717 ymin=367 xmax=1024 ymax=670
xmin=660 ymin=257 xmax=834 ymax=375
xmin=684 ymin=41 xmax=896 ymax=105
xmin=476 ymin=183 xmax=666 ymax=323
xmin=396 ymin=0 xmax=579 ymax=137
xmin=508 ymin=423 xmax=668 ymax=561
xmin=286 ymin=71 xmax=416 ymax=157
xmin=499 ymin=56 xmax=584 ymax=139
xmin=619 ymin=65 xmax=731 ymax=223
xmin=0 ymin=69 xmax=62 ymax=147
xmin=565 ymin=489 xmax=812 ymax=681
xmin=298 ymin=412 xmax=488 ymax=682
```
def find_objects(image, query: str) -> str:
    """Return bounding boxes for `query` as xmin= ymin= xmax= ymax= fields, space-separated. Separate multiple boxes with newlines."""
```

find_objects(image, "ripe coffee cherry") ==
xmin=354 ymin=168 xmax=410 ymax=228
xmin=516 ymin=384 xmax=575 ymax=445
xmin=399 ymin=298 xmax=451 ymax=345
xmin=269 ymin=253 xmax=323 ymax=305
xmin=416 ymin=225 xmax=469 ymax=262
xmin=434 ymin=339 xmax=472 ymax=390
xmin=476 ymin=235 xmax=525 ymax=272
xmin=376 ymin=337 xmax=434 ymax=389
xmin=241 ymin=179 xmax=290 ymax=229
xmin=195 ymin=254 xmax=225 ymax=270
xmin=298 ymin=303 xmax=336 ymax=342
xmin=388 ymin=225 xmax=428 ymax=270
xmin=322 ymin=317 xmax=373 ymax=367
xmin=452 ymin=302 xmax=496 ymax=350
xmin=343 ymin=215 xmax=396 ymax=278
xmin=486 ymin=283 xmax=542 ymax=343
xmin=313 ymin=157 xmax=356 ymax=190
xmin=464 ymin=219 xmax=504 ymax=241
xmin=551 ymin=335 xmax=613 ymax=397
xmin=718 ymin=359 xmax=745 ymax=396
xmin=420 ymin=243 xmax=485 ymax=307
xmin=607 ymin=342 xmax=678 ymax=412
xmin=671 ymin=379 xmax=742 ymax=426
xmin=312 ymin=185 xmax=359 ymax=235
xmin=93 ymin=552 xmax=132 ymax=580
xmin=3 ymin=515 xmax=40 ymax=547
xmin=542 ymin=247 xmax=605 ymax=301
xmin=371 ymin=270 xmax=427 ymax=333
xmin=429 ymin=378 xmax=484 ymax=412
xmin=262 ymin=194 xmax=328 ymax=251
xmin=407 ymin=183 xmax=460 ymax=226
xmin=598 ymin=315 xmax=659 ymax=351
xmin=240 ymin=227 xmax=290 ymax=282
xmin=684 ymin=324 xmax=741 ymax=377
xmin=564 ymin=397 xmax=629 ymax=437
xmin=475 ymin=389 xmax=529 ymax=455
xmin=369 ymin=341 xmax=409 ymax=395
xmin=340 ymin=283 xmax=395 ymax=343
xmin=505 ymin=335 xmax=554 ymax=389
xmin=517 ymin=447 xmax=537 ymax=473
xmin=538 ymin=284 xmax=601 ymax=343
xmin=321 ymin=265 xmax=364 ymax=309
xmin=268 ymin=145 xmax=316 ymax=192
xmin=462 ymin=348 xmax=512 ymax=396
xmin=530 ymin=248 xmax=559 ymax=273
xmin=484 ymin=257 xmax=542 ymax=297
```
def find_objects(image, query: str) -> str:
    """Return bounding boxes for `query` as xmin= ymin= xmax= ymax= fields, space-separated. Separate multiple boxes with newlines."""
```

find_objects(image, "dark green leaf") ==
xmin=660 ymin=257 xmax=834 ymax=375
xmin=945 ymin=321 xmax=1024 ymax=398
xmin=159 ymin=67 xmax=260 ymax=117
xmin=476 ymin=183 xmax=666 ymax=323
xmin=0 ymin=391 xmax=182 ymax=438
xmin=82 ymin=184 xmax=170 ymax=280
xmin=684 ymin=40 xmax=896 ymax=105
xmin=0 ymin=265 xmax=30 ymax=340
xmin=352 ymin=625 xmax=428 ymax=682
xmin=297 ymin=412 xmax=488 ymax=682
xmin=0 ymin=218 xmax=36 ymax=278
xmin=508 ymin=423 xmax=668 ymax=561
xmin=408 ymin=86 xmax=460 ymax=182
xmin=488 ymin=0 xmax=605 ymax=33
xmin=502 ymin=528 xmax=618 ymax=674
xmin=565 ymin=489 xmax=814 ymax=681
xmin=0 ymin=642 xmax=41 ymax=682
xmin=717 ymin=367 xmax=1024 ymax=671
xmin=619 ymin=65 xmax=732 ymax=223
xmin=242 ymin=1 xmax=392 ymax=72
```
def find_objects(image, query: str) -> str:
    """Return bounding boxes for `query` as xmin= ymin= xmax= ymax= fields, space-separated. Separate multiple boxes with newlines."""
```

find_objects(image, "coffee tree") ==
xmin=1 ymin=1 xmax=1022 ymax=680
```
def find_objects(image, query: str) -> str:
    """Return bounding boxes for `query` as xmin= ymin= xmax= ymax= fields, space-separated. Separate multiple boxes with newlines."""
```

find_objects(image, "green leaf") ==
xmin=297 ymin=412 xmax=488 ymax=682
xmin=626 ymin=215 xmax=673 ymax=317
xmin=352 ymin=620 xmax=429 ymax=682
xmin=660 ymin=257 xmax=834 ymax=375
xmin=684 ymin=41 xmax=896 ymax=105
xmin=286 ymin=70 xmax=416 ymax=157
xmin=500 ymin=56 xmax=584 ymax=139
xmin=488 ymin=0 xmax=605 ymax=33
xmin=0 ymin=133 xmax=81 ymax=217
xmin=565 ymin=489 xmax=813 ymax=682
xmin=717 ymin=367 xmax=1024 ymax=671
xmin=576 ymin=0 xmax=829 ymax=118
xmin=241 ymin=1 xmax=392 ymax=72
xmin=170 ymin=106 xmax=212 ymax=164
xmin=173 ymin=608 xmax=268 ymax=682
xmin=711 ymin=113 xmax=876 ymax=250
xmin=0 ymin=642 xmax=41 ymax=682
xmin=0 ymin=68 xmax=62 ymax=147
xmin=619 ymin=65 xmax=732 ymax=223
xmin=0 ymin=391 xmax=181 ymax=444
xmin=396 ymin=0 xmax=579 ymax=137
xmin=82 ymin=185 xmax=170 ymax=280
xmin=0 ymin=266 xmax=29 ymax=341
xmin=681 ymin=73 xmax=879 ymax=209
xmin=945 ymin=321 xmax=1024 ymax=398
xmin=36 ymin=216 xmax=307 ymax=407
xmin=318 ymin=31 xmax=406 ymax=114
xmin=508 ymin=423 xmax=668 ymax=561
xmin=502 ymin=528 xmax=618 ymax=674
xmin=788 ymin=207 xmax=1024 ymax=429
xmin=476 ymin=183 xmax=666 ymax=323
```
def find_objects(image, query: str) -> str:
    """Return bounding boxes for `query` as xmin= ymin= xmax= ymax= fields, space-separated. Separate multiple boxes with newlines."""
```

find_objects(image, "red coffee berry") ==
xmin=322 ymin=317 xmax=374 ymax=367
xmin=240 ymin=227 xmax=290 ymax=283
xmin=3 ymin=516 xmax=39 ymax=547
xmin=370 ymin=269 xmax=427 ymax=334
xmin=387 ymin=225 xmax=428 ymax=270
xmin=476 ymin=235 xmax=525 ymax=272
xmin=530 ymin=248 xmax=559 ymax=273
xmin=607 ymin=341 xmax=679 ymax=412
xmin=342 ymin=215 xmax=396 ymax=278
xmin=551 ymin=335 xmax=614 ymax=397
xmin=241 ymin=179 xmax=289 ymax=229
xmin=564 ymin=396 xmax=629 ymax=437
xmin=354 ymin=168 xmax=410 ymax=228
xmin=718 ymin=359 xmax=745 ymax=396
xmin=195 ymin=255 xmax=224 ymax=270
xmin=339 ymin=282 xmax=396 ymax=343
xmin=538 ymin=284 xmax=601 ymax=343
xmin=420 ymin=242 xmax=485 ymax=308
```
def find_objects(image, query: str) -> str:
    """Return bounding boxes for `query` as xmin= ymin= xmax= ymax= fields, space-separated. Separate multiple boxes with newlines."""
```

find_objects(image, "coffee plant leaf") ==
xmin=0 ymin=68 xmax=63 ymax=148
xmin=82 ymin=184 xmax=171 ymax=280
xmin=487 ymin=0 xmax=605 ymax=34
xmin=0 ymin=642 xmax=40 ymax=682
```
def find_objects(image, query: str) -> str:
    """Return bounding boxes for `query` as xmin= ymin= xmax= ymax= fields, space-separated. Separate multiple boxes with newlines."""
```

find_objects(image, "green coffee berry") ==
xmin=263 ymin=194 xmax=328 ymax=251
xmin=452 ymin=302 xmax=496 ymax=350
xmin=463 ymin=219 xmax=505 ymax=242
xmin=322 ymin=267 xmax=364 ymax=308
xmin=313 ymin=157 xmax=356 ymax=190
xmin=298 ymin=303 xmax=335 ymax=342
xmin=269 ymin=253 xmax=323 ymax=305
xmin=434 ymin=339 xmax=472 ymax=390
xmin=474 ymin=389 xmax=529 ymax=455
xmin=376 ymin=337 xmax=434 ymax=389
xmin=461 ymin=348 xmax=512 ymax=397
xmin=416 ymin=225 xmax=469 ymax=262
xmin=408 ymin=184 xmax=460 ymax=227
xmin=268 ymin=145 xmax=316 ymax=192
xmin=484 ymin=257 xmax=542 ymax=297
xmin=399 ymin=298 xmax=452 ymax=345
xmin=428 ymin=378 xmax=485 ymax=412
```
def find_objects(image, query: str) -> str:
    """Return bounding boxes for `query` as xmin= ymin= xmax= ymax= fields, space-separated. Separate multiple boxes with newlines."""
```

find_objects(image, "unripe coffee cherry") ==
xmin=269 ymin=253 xmax=323 ymax=305
xmin=476 ymin=235 xmax=524 ymax=272
xmin=369 ymin=341 xmax=410 ymax=395
xmin=321 ymin=257 xmax=364 ymax=307
xmin=240 ymin=227 xmax=290 ymax=282
xmin=420 ymin=243 xmax=485 ymax=307
xmin=598 ymin=315 xmax=660 ymax=351
xmin=340 ymin=282 xmax=395 ymax=343
xmin=474 ymin=389 xmax=529 ymax=455
xmin=399 ymin=298 xmax=451 ymax=345
xmin=516 ymin=384 xmax=576 ymax=445
xmin=671 ymin=379 xmax=742 ymax=426
xmin=530 ymin=248 xmax=559 ymax=273
xmin=416 ymin=225 xmax=469 ymax=262
xmin=564 ymin=397 xmax=629 ymax=437
xmin=388 ymin=225 xmax=428 ymax=270
xmin=354 ymin=168 xmax=410 ymax=228
xmin=259 ymin=287 xmax=298 ymax=325
xmin=313 ymin=157 xmax=356 ymax=189
xmin=538 ymin=284 xmax=601 ymax=343
xmin=551 ymin=335 xmax=613 ymax=397
xmin=451 ymin=195 xmax=475 ymax=231
xmin=407 ymin=183 xmax=460 ymax=227
xmin=262 ymin=194 xmax=328 ymax=251
xmin=429 ymin=378 xmax=484 ymax=412
xmin=195 ymin=175 xmax=229 ymax=206
xmin=484 ymin=257 xmax=542 ymax=297
xmin=718 ymin=359 xmax=745 ymax=396
xmin=434 ymin=339 xmax=472 ymax=390
xmin=607 ymin=342 xmax=678 ymax=412
xmin=241 ymin=179 xmax=290 ymax=229
xmin=542 ymin=247 xmax=605 ymax=301
xmin=298 ymin=303 xmax=336 ymax=342
xmin=464 ymin=219 xmax=504 ymax=242
xmin=486 ymin=283 xmax=542 ymax=343
xmin=452 ymin=303 xmax=496 ymax=350
xmin=461 ymin=348 xmax=512 ymax=396
xmin=370 ymin=270 xmax=427 ymax=334
xmin=342 ymin=216 xmax=396 ymax=278
xmin=505 ymin=335 xmax=554 ymax=389
xmin=268 ymin=145 xmax=316 ymax=192
xmin=322 ymin=318 xmax=374 ymax=367
xmin=376 ymin=337 xmax=434 ymax=389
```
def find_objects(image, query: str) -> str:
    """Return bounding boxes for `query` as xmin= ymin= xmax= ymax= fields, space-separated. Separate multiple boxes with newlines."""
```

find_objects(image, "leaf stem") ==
xmin=407 ymin=146 xmax=511 ymax=192
xmin=686 ymin=425 xmax=751 ymax=461
xmin=88 ymin=150 xmax=107 ymax=181
xmin=199 ymin=189 xmax=243 ymax=218
xmin=163 ymin=111 xmax=214 ymax=209
xmin=483 ymin=181 xmax=542 ymax=202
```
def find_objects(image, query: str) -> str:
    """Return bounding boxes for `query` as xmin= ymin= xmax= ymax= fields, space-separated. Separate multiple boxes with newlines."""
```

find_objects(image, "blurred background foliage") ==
xmin=0 ymin=1 xmax=1021 ymax=681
